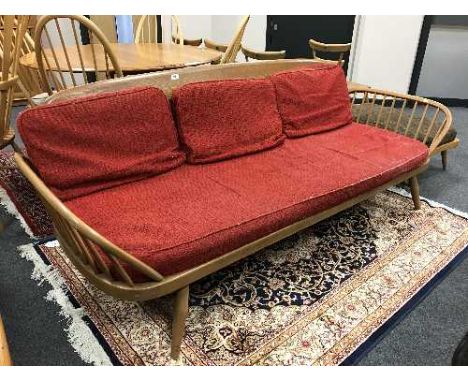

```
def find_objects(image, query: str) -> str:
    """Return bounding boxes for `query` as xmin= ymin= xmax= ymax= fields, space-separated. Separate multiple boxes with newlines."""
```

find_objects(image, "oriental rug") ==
xmin=0 ymin=151 xmax=53 ymax=238
xmin=17 ymin=190 xmax=468 ymax=365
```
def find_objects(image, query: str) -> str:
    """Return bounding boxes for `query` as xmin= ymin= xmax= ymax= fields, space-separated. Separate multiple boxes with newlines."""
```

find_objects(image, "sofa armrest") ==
xmin=14 ymin=152 xmax=164 ymax=286
xmin=348 ymin=86 xmax=453 ymax=155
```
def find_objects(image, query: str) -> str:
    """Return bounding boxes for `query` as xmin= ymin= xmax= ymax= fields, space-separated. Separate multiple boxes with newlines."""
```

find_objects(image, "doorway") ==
xmin=409 ymin=15 xmax=468 ymax=106
xmin=266 ymin=16 xmax=355 ymax=72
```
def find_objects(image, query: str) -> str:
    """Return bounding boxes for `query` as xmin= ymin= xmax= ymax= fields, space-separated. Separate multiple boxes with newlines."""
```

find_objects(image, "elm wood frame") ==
xmin=349 ymin=85 xmax=453 ymax=156
xmin=14 ymin=60 xmax=452 ymax=360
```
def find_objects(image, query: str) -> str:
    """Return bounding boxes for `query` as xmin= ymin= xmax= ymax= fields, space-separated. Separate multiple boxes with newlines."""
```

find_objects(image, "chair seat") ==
xmin=352 ymin=104 xmax=457 ymax=146
xmin=65 ymin=123 xmax=428 ymax=279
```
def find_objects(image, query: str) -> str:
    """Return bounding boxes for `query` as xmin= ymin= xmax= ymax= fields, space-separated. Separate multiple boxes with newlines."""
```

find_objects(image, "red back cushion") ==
xmin=172 ymin=78 xmax=285 ymax=163
xmin=270 ymin=65 xmax=352 ymax=137
xmin=18 ymin=86 xmax=185 ymax=200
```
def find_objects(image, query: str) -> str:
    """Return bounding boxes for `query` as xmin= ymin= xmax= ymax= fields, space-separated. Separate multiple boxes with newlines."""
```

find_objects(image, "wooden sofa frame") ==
xmin=14 ymin=60 xmax=453 ymax=360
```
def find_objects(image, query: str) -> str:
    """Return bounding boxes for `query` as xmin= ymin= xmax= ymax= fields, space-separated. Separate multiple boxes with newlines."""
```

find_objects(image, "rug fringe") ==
xmin=0 ymin=187 xmax=35 ymax=238
xmin=388 ymin=186 xmax=468 ymax=219
xmin=17 ymin=243 xmax=112 ymax=366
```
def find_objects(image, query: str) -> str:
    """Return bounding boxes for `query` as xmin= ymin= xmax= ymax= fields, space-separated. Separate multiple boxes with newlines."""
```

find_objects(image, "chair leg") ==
xmin=441 ymin=150 xmax=448 ymax=170
xmin=0 ymin=315 xmax=12 ymax=366
xmin=409 ymin=176 xmax=421 ymax=210
xmin=170 ymin=285 xmax=189 ymax=360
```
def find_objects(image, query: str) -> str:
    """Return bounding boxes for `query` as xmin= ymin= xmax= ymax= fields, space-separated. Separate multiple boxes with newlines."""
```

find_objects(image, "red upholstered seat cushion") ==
xmin=172 ymin=78 xmax=285 ymax=163
xmin=65 ymin=123 xmax=428 ymax=280
xmin=17 ymin=86 xmax=185 ymax=200
xmin=271 ymin=65 xmax=353 ymax=137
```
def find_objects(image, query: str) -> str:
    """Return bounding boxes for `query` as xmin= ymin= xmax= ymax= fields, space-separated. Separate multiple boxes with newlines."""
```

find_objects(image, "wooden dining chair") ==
xmin=309 ymin=38 xmax=352 ymax=67
xmin=135 ymin=15 xmax=184 ymax=45
xmin=34 ymin=15 xmax=123 ymax=95
xmin=241 ymin=45 xmax=286 ymax=61
xmin=1 ymin=17 xmax=45 ymax=107
xmin=0 ymin=15 xmax=29 ymax=150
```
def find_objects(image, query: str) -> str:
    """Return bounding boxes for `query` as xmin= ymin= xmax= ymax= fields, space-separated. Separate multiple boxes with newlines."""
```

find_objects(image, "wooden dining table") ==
xmin=19 ymin=43 xmax=223 ymax=74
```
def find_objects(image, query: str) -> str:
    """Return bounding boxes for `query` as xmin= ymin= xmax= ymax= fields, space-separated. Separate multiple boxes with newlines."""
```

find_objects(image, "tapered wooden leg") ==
xmin=409 ymin=176 xmax=421 ymax=210
xmin=0 ymin=315 xmax=12 ymax=366
xmin=441 ymin=150 xmax=448 ymax=170
xmin=170 ymin=286 xmax=189 ymax=360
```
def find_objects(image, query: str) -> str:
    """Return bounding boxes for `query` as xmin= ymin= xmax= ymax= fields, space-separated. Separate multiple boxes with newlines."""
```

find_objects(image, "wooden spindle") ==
xmin=365 ymin=92 xmax=378 ymax=125
xmin=70 ymin=19 xmax=88 ymax=85
xmin=414 ymin=104 xmax=429 ymax=140
xmin=44 ymin=26 xmax=66 ymax=88
xmin=384 ymin=98 xmax=397 ymax=130
xmin=54 ymin=19 xmax=77 ymax=87
xmin=404 ymin=101 xmax=418 ymax=136
xmin=395 ymin=99 xmax=407 ymax=133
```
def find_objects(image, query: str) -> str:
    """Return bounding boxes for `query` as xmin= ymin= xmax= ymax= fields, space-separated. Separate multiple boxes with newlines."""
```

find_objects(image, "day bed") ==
xmin=14 ymin=60 xmax=452 ymax=360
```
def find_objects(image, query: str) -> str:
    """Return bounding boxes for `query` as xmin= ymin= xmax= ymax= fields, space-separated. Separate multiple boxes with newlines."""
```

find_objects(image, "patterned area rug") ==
xmin=18 ymin=191 xmax=468 ymax=365
xmin=0 ymin=151 xmax=53 ymax=237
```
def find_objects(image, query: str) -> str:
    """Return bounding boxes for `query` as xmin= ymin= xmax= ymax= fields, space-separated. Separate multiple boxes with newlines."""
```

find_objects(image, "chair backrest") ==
xmin=220 ymin=16 xmax=250 ymax=64
xmin=15 ymin=26 xmax=46 ymax=104
xmin=204 ymin=38 xmax=228 ymax=53
xmin=172 ymin=36 xmax=202 ymax=47
xmin=134 ymin=15 xmax=183 ymax=45
xmin=308 ymin=38 xmax=352 ymax=67
xmin=34 ymin=15 xmax=123 ymax=95
xmin=0 ymin=15 xmax=29 ymax=149
xmin=241 ymin=45 xmax=286 ymax=62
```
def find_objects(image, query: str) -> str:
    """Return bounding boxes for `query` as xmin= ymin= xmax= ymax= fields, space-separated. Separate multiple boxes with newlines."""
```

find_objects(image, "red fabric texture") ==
xmin=65 ymin=123 xmax=428 ymax=280
xmin=172 ymin=78 xmax=285 ymax=163
xmin=271 ymin=65 xmax=353 ymax=137
xmin=17 ymin=86 xmax=185 ymax=200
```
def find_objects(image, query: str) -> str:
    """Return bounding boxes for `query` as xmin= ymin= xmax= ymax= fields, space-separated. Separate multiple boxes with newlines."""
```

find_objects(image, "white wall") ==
xmin=177 ymin=15 xmax=212 ymax=41
xmin=210 ymin=15 xmax=266 ymax=51
xmin=416 ymin=25 xmax=468 ymax=98
xmin=349 ymin=16 xmax=424 ymax=93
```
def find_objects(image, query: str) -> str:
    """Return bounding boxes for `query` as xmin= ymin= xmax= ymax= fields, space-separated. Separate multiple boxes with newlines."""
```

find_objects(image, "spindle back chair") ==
xmin=0 ymin=15 xmax=29 ymax=149
xmin=134 ymin=15 xmax=183 ymax=45
xmin=34 ymin=15 xmax=123 ymax=95
xmin=1 ymin=17 xmax=45 ymax=106
xmin=241 ymin=45 xmax=286 ymax=61
xmin=309 ymin=38 xmax=352 ymax=67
